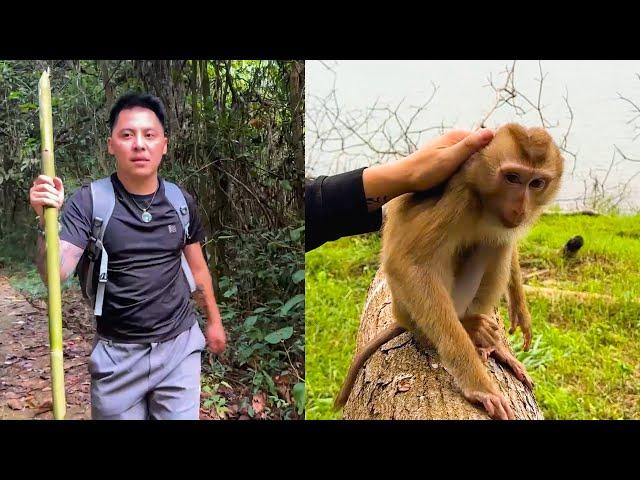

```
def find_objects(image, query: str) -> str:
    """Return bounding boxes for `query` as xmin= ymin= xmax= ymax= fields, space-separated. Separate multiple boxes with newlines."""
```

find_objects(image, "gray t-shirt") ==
xmin=60 ymin=173 xmax=205 ymax=343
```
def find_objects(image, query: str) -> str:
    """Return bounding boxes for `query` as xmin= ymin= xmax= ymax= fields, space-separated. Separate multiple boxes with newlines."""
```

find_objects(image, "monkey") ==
xmin=335 ymin=123 xmax=564 ymax=420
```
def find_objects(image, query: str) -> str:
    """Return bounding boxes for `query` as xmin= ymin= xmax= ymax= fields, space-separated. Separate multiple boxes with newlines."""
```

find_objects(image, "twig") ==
xmin=281 ymin=340 xmax=303 ymax=383
xmin=477 ymin=61 xmax=518 ymax=128
xmin=523 ymin=269 xmax=550 ymax=280
xmin=523 ymin=285 xmax=637 ymax=303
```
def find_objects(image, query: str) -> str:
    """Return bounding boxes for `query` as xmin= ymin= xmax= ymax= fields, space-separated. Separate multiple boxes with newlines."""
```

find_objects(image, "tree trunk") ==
xmin=287 ymin=60 xmax=305 ymax=214
xmin=98 ymin=61 xmax=114 ymax=112
xmin=342 ymin=268 xmax=544 ymax=420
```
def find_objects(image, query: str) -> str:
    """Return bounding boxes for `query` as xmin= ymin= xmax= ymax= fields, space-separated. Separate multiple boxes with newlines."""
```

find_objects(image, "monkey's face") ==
xmin=470 ymin=124 xmax=564 ymax=229
xmin=487 ymin=162 xmax=560 ymax=228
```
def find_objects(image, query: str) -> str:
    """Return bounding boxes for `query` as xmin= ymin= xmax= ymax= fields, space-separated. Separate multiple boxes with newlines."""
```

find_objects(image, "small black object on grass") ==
xmin=563 ymin=235 xmax=584 ymax=257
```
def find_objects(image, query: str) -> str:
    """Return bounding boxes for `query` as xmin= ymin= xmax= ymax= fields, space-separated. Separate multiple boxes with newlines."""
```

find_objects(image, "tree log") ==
xmin=342 ymin=268 xmax=544 ymax=420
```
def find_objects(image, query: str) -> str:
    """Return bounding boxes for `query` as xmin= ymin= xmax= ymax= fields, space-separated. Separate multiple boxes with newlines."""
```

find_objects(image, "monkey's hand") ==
xmin=463 ymin=313 xmax=534 ymax=390
xmin=462 ymin=387 xmax=515 ymax=420
xmin=461 ymin=313 xmax=501 ymax=362
xmin=508 ymin=300 xmax=532 ymax=351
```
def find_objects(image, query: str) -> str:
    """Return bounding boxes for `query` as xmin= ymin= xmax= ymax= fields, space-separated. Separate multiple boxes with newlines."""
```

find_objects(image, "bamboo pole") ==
xmin=38 ymin=69 xmax=66 ymax=420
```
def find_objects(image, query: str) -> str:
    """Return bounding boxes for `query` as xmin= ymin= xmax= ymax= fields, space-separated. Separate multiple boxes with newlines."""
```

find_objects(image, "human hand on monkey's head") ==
xmin=405 ymin=128 xmax=495 ymax=192
xmin=363 ymin=128 xmax=494 ymax=212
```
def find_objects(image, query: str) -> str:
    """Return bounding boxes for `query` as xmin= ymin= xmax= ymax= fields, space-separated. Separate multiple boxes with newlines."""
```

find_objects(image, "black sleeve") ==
xmin=59 ymin=185 xmax=93 ymax=250
xmin=181 ymin=188 xmax=206 ymax=244
xmin=305 ymin=167 xmax=382 ymax=252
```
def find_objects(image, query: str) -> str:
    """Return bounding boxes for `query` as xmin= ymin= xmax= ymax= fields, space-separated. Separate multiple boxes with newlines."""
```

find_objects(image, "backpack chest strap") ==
xmin=90 ymin=178 xmax=116 ymax=316
xmin=94 ymin=242 xmax=109 ymax=316
xmin=163 ymin=180 xmax=196 ymax=293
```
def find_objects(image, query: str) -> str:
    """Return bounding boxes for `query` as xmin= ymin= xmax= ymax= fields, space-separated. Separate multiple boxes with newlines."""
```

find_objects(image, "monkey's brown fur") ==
xmin=335 ymin=124 xmax=564 ymax=419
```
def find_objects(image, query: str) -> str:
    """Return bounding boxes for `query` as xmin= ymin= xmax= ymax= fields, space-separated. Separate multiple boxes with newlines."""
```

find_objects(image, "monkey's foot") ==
xmin=492 ymin=346 xmax=534 ymax=390
xmin=477 ymin=346 xmax=495 ymax=363
xmin=461 ymin=313 xmax=500 ymax=349
xmin=462 ymin=388 xmax=515 ymax=420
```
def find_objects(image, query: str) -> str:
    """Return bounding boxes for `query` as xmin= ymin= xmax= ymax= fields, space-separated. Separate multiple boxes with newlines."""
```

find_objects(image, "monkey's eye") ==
xmin=505 ymin=173 xmax=520 ymax=184
xmin=530 ymin=178 xmax=546 ymax=189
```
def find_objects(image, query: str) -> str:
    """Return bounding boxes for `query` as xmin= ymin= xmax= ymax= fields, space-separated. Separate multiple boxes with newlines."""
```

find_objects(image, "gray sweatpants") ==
xmin=89 ymin=321 xmax=207 ymax=420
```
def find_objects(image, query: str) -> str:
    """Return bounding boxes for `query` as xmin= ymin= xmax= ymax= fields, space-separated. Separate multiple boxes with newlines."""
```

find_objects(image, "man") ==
xmin=29 ymin=92 xmax=226 ymax=420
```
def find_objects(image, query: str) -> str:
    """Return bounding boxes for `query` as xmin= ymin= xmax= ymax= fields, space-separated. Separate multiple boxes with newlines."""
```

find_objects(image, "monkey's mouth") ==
xmin=500 ymin=216 xmax=523 ymax=229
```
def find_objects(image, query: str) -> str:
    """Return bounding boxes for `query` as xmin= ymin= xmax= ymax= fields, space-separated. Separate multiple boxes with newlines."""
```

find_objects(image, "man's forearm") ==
xmin=35 ymin=234 xmax=83 ymax=286
xmin=35 ymin=233 xmax=48 ymax=284
xmin=362 ymin=161 xmax=414 ymax=212
xmin=192 ymin=269 xmax=223 ymax=326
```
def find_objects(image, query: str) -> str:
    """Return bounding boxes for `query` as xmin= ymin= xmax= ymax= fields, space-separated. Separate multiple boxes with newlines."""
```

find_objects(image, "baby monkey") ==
xmin=336 ymin=124 xmax=564 ymax=420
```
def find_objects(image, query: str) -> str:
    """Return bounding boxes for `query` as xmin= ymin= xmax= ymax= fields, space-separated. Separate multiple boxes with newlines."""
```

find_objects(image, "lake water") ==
xmin=305 ymin=60 xmax=640 ymax=211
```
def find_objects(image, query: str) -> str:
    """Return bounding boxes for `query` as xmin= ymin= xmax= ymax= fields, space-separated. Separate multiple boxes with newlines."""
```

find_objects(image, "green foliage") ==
xmin=306 ymin=215 xmax=640 ymax=420
xmin=305 ymin=234 xmax=381 ymax=419
xmin=0 ymin=227 xmax=37 ymax=269
xmin=206 ymin=223 xmax=305 ymax=419
xmin=265 ymin=326 xmax=294 ymax=344
xmin=201 ymin=382 xmax=231 ymax=418
xmin=8 ymin=266 xmax=75 ymax=300
xmin=293 ymin=382 xmax=305 ymax=415
xmin=9 ymin=268 xmax=49 ymax=299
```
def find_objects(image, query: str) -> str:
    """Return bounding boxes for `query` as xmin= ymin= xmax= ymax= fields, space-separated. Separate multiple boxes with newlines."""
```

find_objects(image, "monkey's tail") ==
xmin=334 ymin=323 xmax=406 ymax=410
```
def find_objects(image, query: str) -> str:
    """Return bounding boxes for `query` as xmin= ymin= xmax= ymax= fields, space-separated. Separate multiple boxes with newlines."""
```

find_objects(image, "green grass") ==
xmin=7 ymin=267 xmax=77 ymax=299
xmin=305 ymin=213 xmax=640 ymax=420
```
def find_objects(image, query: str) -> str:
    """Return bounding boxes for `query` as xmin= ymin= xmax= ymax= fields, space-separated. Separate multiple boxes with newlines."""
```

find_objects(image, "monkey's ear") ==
xmin=527 ymin=128 xmax=558 ymax=162
xmin=500 ymin=123 xmax=529 ymax=141
xmin=527 ymin=127 xmax=554 ymax=145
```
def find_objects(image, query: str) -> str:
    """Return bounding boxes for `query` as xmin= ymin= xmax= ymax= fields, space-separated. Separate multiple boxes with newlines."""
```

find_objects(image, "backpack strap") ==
xmin=163 ymin=179 xmax=196 ymax=293
xmin=90 ymin=177 xmax=116 ymax=316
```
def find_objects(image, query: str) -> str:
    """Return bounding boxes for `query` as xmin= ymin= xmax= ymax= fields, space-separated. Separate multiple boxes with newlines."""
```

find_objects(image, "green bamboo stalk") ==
xmin=38 ymin=69 xmax=66 ymax=420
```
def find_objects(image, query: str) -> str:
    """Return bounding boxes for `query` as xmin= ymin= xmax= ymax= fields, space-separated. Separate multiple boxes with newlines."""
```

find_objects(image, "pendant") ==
xmin=141 ymin=211 xmax=152 ymax=223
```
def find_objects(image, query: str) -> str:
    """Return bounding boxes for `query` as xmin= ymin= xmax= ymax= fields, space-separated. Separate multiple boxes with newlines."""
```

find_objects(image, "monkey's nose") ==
xmin=512 ymin=208 xmax=525 ymax=222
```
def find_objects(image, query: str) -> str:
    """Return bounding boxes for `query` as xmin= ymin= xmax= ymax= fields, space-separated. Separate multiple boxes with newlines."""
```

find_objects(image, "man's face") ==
xmin=108 ymin=106 xmax=168 ymax=179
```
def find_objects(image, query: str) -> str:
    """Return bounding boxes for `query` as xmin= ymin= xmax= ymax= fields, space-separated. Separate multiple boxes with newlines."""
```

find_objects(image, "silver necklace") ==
xmin=128 ymin=183 xmax=159 ymax=223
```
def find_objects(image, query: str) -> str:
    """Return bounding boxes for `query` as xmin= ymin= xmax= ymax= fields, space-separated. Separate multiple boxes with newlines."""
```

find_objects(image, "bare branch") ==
xmin=477 ymin=61 xmax=518 ymax=129
xmin=306 ymin=79 xmax=445 ymax=174
xmin=614 ymin=145 xmax=640 ymax=162
xmin=560 ymin=86 xmax=578 ymax=175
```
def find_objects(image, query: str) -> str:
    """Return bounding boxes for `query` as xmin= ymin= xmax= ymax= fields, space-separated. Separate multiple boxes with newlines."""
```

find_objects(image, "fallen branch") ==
xmin=523 ymin=269 xmax=550 ymax=280
xmin=543 ymin=210 xmax=600 ymax=216
xmin=523 ymin=285 xmax=623 ymax=302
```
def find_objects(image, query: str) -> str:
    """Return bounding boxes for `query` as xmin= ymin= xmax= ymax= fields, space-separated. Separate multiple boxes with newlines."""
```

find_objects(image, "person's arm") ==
xmin=183 ymin=241 xmax=226 ymax=354
xmin=179 ymin=188 xmax=225 ymax=352
xmin=305 ymin=168 xmax=382 ymax=252
xmin=35 ymin=234 xmax=84 ymax=285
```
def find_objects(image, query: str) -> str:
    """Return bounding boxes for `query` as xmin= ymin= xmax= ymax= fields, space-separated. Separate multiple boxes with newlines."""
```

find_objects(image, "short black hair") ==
xmin=108 ymin=92 xmax=166 ymax=133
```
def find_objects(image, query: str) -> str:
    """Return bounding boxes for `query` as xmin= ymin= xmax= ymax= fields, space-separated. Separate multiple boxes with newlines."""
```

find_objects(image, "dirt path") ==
xmin=0 ymin=275 xmax=93 ymax=419
xmin=0 ymin=273 xmax=264 ymax=420
xmin=0 ymin=275 xmax=228 ymax=420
